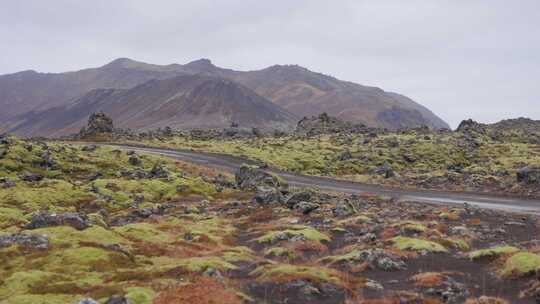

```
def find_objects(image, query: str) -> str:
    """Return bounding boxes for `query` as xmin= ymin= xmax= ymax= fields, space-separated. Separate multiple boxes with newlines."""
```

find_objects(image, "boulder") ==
xmin=235 ymin=165 xmax=284 ymax=190
xmin=332 ymin=199 xmax=357 ymax=217
xmin=128 ymin=155 xmax=142 ymax=166
xmin=337 ymin=149 xmax=352 ymax=161
xmin=252 ymin=186 xmax=284 ymax=205
xmin=81 ymin=145 xmax=98 ymax=152
xmin=285 ymin=191 xmax=312 ymax=208
xmin=149 ymin=163 xmax=169 ymax=179
xmin=293 ymin=201 xmax=320 ymax=215
xmin=74 ymin=299 xmax=99 ymax=304
xmin=295 ymin=112 xmax=371 ymax=136
xmin=32 ymin=151 xmax=56 ymax=169
xmin=373 ymin=163 xmax=395 ymax=178
xmin=0 ymin=177 xmax=16 ymax=188
xmin=517 ymin=167 xmax=540 ymax=185
xmin=0 ymin=148 xmax=7 ymax=159
xmin=213 ymin=174 xmax=234 ymax=188
xmin=0 ymin=233 xmax=49 ymax=250
xmin=105 ymin=295 xmax=131 ymax=304
xmin=18 ymin=172 xmax=44 ymax=182
xmin=25 ymin=211 xmax=90 ymax=230
xmin=0 ymin=134 xmax=10 ymax=145
xmin=86 ymin=112 xmax=114 ymax=134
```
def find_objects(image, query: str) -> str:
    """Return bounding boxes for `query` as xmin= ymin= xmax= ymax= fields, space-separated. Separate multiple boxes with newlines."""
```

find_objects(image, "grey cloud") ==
xmin=1 ymin=0 xmax=539 ymax=127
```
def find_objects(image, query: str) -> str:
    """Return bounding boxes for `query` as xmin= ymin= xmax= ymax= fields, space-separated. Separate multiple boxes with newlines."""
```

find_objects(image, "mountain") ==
xmin=0 ymin=58 xmax=450 ymax=136
xmin=8 ymin=75 xmax=297 ymax=137
xmin=229 ymin=65 xmax=449 ymax=130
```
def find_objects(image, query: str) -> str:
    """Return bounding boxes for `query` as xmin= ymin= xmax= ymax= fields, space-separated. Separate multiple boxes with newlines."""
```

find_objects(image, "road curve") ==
xmin=104 ymin=144 xmax=540 ymax=214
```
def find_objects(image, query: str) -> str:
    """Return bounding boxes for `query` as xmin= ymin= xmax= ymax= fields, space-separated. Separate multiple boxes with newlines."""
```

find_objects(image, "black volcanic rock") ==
xmin=86 ymin=112 xmax=114 ymax=134
xmin=296 ymin=113 xmax=372 ymax=136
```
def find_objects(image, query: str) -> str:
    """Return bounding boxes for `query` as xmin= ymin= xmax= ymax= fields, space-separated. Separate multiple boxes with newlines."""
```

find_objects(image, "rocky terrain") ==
xmin=115 ymin=114 xmax=540 ymax=198
xmin=2 ymin=131 xmax=540 ymax=303
xmin=0 ymin=58 xmax=448 ymax=137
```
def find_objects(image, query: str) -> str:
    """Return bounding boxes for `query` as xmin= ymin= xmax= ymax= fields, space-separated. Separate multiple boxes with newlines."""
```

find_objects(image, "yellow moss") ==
xmin=0 ymin=180 xmax=94 ymax=211
xmin=391 ymin=236 xmax=447 ymax=253
xmin=321 ymin=250 xmax=364 ymax=265
xmin=113 ymin=222 xmax=173 ymax=243
xmin=401 ymin=222 xmax=428 ymax=233
xmin=221 ymin=246 xmax=257 ymax=263
xmin=469 ymin=246 xmax=520 ymax=259
xmin=435 ymin=238 xmax=470 ymax=251
xmin=0 ymin=206 xmax=26 ymax=228
xmin=255 ymin=225 xmax=330 ymax=244
xmin=0 ymin=270 xmax=60 ymax=299
xmin=125 ymin=286 xmax=156 ymax=304
xmin=41 ymin=246 xmax=132 ymax=272
xmin=501 ymin=252 xmax=540 ymax=277
xmin=250 ymin=264 xmax=351 ymax=287
xmin=34 ymin=226 xmax=130 ymax=247
xmin=180 ymin=256 xmax=238 ymax=272
xmin=264 ymin=247 xmax=297 ymax=259
xmin=1 ymin=294 xmax=80 ymax=304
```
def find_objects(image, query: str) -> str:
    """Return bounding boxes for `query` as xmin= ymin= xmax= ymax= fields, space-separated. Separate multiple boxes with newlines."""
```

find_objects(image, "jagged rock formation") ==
xmin=295 ymin=113 xmax=375 ymax=136
xmin=85 ymin=112 xmax=114 ymax=134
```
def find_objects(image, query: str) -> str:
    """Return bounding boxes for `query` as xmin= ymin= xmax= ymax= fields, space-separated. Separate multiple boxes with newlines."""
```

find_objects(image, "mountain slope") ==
xmin=8 ymin=75 xmax=297 ymax=137
xmin=0 ymin=58 xmax=194 ymax=123
xmin=228 ymin=65 xmax=449 ymax=129
xmin=0 ymin=58 xmax=450 ymax=135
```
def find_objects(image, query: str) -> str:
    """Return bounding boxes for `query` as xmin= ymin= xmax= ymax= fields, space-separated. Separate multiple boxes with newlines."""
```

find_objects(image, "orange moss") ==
xmin=410 ymin=272 xmax=447 ymax=287
xmin=153 ymin=277 xmax=242 ymax=304
xmin=464 ymin=296 xmax=509 ymax=304
xmin=468 ymin=218 xmax=482 ymax=225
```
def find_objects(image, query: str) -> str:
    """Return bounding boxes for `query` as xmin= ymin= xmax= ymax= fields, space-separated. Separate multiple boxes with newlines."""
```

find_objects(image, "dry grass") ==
xmin=153 ymin=277 xmax=242 ymax=304
xmin=464 ymin=296 xmax=509 ymax=304
xmin=410 ymin=272 xmax=448 ymax=287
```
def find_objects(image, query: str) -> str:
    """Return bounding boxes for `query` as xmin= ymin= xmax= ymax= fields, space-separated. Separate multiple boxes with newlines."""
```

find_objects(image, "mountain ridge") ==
xmin=0 ymin=57 xmax=450 ymax=136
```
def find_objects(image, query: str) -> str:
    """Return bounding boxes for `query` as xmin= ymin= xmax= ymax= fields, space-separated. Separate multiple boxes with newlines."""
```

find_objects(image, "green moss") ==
xmin=1 ymin=294 xmax=80 ymax=304
xmin=441 ymin=238 xmax=470 ymax=251
xmin=94 ymin=176 xmax=215 ymax=205
xmin=161 ymin=256 xmax=238 ymax=273
xmin=264 ymin=247 xmax=297 ymax=259
xmin=125 ymin=286 xmax=156 ymax=304
xmin=113 ymin=222 xmax=173 ymax=244
xmin=321 ymin=250 xmax=364 ymax=265
xmin=34 ymin=226 xmax=130 ymax=247
xmin=400 ymin=222 xmax=428 ymax=233
xmin=255 ymin=225 xmax=330 ymax=244
xmin=469 ymin=246 xmax=520 ymax=259
xmin=0 ymin=180 xmax=94 ymax=211
xmin=221 ymin=246 xmax=257 ymax=263
xmin=0 ymin=270 xmax=60 ymax=298
xmin=391 ymin=236 xmax=447 ymax=253
xmin=0 ymin=206 xmax=26 ymax=228
xmin=42 ymin=246 xmax=132 ymax=272
xmin=250 ymin=264 xmax=345 ymax=286
xmin=179 ymin=216 xmax=236 ymax=244
xmin=501 ymin=252 xmax=540 ymax=277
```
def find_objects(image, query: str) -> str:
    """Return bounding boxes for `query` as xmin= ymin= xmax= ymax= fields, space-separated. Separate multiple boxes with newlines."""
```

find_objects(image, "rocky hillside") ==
xmin=120 ymin=116 xmax=540 ymax=198
xmin=1 ymin=135 xmax=540 ymax=303
xmin=0 ymin=58 xmax=449 ymax=137
xmin=7 ymin=75 xmax=297 ymax=137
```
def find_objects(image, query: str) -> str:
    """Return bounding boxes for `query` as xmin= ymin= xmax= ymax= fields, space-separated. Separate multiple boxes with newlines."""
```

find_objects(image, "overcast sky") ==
xmin=1 ymin=0 xmax=539 ymax=128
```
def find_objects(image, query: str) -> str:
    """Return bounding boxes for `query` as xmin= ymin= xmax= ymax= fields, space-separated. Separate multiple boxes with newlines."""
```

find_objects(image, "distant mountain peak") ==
xmin=184 ymin=58 xmax=216 ymax=71
xmin=104 ymin=57 xmax=153 ymax=70
xmin=106 ymin=57 xmax=137 ymax=66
